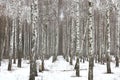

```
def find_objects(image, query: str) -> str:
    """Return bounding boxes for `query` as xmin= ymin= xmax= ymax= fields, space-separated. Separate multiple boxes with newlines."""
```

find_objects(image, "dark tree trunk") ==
xmin=18 ymin=55 xmax=22 ymax=67
xmin=106 ymin=54 xmax=111 ymax=73
xmin=16 ymin=17 xmax=22 ymax=67
xmin=69 ymin=18 xmax=72 ymax=65
xmin=8 ymin=18 xmax=13 ymax=71
xmin=75 ymin=58 xmax=80 ymax=77
xmin=17 ymin=33 xmax=22 ymax=67
xmin=13 ymin=24 xmax=16 ymax=64
xmin=29 ymin=60 xmax=35 ymax=80
xmin=70 ymin=53 xmax=73 ymax=65
xmin=88 ymin=56 xmax=94 ymax=80
xmin=58 ymin=0 xmax=63 ymax=56
xmin=8 ymin=57 xmax=12 ymax=71
xmin=115 ymin=56 xmax=119 ymax=67
xmin=42 ymin=59 xmax=44 ymax=71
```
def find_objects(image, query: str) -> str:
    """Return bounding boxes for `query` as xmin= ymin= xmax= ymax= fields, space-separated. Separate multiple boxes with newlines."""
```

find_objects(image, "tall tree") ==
xmin=8 ymin=18 xmax=13 ymax=71
xmin=29 ymin=0 xmax=38 ymax=80
xmin=106 ymin=6 xmax=112 ymax=73
xmin=17 ymin=1 xmax=23 ymax=68
xmin=58 ymin=0 xmax=63 ymax=56
xmin=88 ymin=0 xmax=94 ymax=80
xmin=115 ymin=1 xmax=120 ymax=67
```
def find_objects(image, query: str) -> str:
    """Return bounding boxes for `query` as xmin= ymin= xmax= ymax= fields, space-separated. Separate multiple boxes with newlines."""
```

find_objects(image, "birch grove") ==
xmin=0 ymin=0 xmax=120 ymax=80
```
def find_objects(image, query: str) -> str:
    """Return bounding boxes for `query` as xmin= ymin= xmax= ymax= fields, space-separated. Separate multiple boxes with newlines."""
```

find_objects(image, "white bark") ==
xmin=29 ymin=0 xmax=39 ymax=79
xmin=106 ymin=8 xmax=111 ymax=73
xmin=88 ymin=0 xmax=94 ymax=80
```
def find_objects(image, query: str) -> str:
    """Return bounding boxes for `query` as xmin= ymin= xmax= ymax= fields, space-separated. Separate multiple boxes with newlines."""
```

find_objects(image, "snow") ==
xmin=0 ymin=60 xmax=30 ymax=80
xmin=45 ymin=56 xmax=74 ymax=71
xmin=0 ymin=56 xmax=120 ymax=80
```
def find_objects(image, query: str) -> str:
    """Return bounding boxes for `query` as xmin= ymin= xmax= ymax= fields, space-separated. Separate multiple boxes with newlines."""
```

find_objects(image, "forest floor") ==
xmin=0 ymin=56 xmax=120 ymax=80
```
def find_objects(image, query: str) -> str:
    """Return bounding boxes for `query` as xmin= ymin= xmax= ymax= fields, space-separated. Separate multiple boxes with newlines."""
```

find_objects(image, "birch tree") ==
xmin=7 ymin=18 xmax=13 ymax=71
xmin=114 ymin=0 xmax=120 ymax=67
xmin=106 ymin=4 xmax=112 ymax=73
xmin=88 ymin=0 xmax=94 ymax=80
xmin=7 ymin=0 xmax=16 ymax=71
xmin=29 ymin=0 xmax=38 ymax=79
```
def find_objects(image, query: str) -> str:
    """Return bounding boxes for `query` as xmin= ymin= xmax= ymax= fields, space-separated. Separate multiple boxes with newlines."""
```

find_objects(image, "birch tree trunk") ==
xmin=8 ymin=19 xmax=13 ymax=71
xmin=13 ymin=19 xmax=16 ymax=64
xmin=17 ymin=16 xmax=22 ymax=68
xmin=106 ymin=9 xmax=111 ymax=73
xmin=115 ymin=8 xmax=119 ymax=67
xmin=88 ymin=0 xmax=94 ymax=80
xmin=17 ymin=3 xmax=22 ymax=67
xmin=29 ymin=0 xmax=38 ymax=79
xmin=69 ymin=17 xmax=72 ymax=65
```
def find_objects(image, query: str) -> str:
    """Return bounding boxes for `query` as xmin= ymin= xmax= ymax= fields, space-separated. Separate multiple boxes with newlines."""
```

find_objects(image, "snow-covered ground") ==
xmin=0 ymin=56 xmax=120 ymax=80
xmin=0 ymin=59 xmax=30 ymax=80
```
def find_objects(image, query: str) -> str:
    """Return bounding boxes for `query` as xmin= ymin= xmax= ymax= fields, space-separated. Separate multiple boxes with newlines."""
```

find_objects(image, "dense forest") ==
xmin=0 ymin=0 xmax=120 ymax=80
